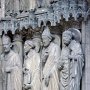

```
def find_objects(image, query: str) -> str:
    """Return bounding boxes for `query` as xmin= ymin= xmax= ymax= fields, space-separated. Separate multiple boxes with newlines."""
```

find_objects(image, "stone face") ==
xmin=1 ymin=35 xmax=22 ymax=90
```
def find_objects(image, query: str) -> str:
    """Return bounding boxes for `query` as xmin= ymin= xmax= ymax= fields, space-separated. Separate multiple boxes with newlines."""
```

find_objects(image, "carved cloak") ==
xmin=42 ymin=42 xmax=60 ymax=90
xmin=24 ymin=50 xmax=41 ymax=90
xmin=3 ymin=50 xmax=22 ymax=90
xmin=69 ymin=40 xmax=84 ymax=90
xmin=60 ymin=46 xmax=70 ymax=90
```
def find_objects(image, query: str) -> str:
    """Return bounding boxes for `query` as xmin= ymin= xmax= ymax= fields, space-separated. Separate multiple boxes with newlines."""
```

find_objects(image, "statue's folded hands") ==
xmin=44 ymin=74 xmax=51 ymax=87
xmin=24 ymin=83 xmax=32 ymax=89
xmin=5 ymin=67 xmax=12 ymax=73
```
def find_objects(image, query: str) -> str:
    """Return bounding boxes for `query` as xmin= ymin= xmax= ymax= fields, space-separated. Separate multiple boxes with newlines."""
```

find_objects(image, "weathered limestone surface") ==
xmin=84 ymin=20 xmax=90 ymax=90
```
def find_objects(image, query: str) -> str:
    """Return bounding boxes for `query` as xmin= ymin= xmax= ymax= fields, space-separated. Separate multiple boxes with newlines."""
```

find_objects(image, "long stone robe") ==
xmin=24 ymin=50 xmax=41 ymax=90
xmin=20 ymin=0 xmax=36 ymax=11
xmin=60 ymin=46 xmax=70 ymax=90
xmin=69 ymin=40 xmax=84 ymax=90
xmin=3 ymin=50 xmax=22 ymax=90
xmin=5 ymin=0 xmax=14 ymax=14
xmin=42 ymin=42 xmax=60 ymax=90
xmin=29 ymin=0 xmax=36 ymax=10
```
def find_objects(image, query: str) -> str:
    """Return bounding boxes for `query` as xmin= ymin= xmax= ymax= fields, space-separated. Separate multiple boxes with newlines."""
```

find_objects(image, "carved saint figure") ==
xmin=68 ymin=29 xmax=84 ymax=90
xmin=60 ymin=29 xmax=84 ymax=90
xmin=23 ymin=40 xmax=41 ymax=90
xmin=2 ymin=35 xmax=22 ymax=90
xmin=59 ymin=30 xmax=72 ymax=90
xmin=20 ymin=0 xmax=36 ymax=11
xmin=41 ymin=26 xmax=60 ymax=90
xmin=5 ymin=0 xmax=14 ymax=15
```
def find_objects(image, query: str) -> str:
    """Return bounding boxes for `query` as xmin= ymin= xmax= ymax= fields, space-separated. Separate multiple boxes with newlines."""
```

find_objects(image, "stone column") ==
xmin=13 ymin=34 xmax=23 ymax=65
xmin=29 ymin=0 xmax=36 ymax=10
xmin=81 ymin=21 xmax=86 ymax=90
xmin=14 ymin=0 xmax=20 ymax=13
xmin=20 ymin=0 xmax=29 ymax=11
xmin=0 ymin=31 xmax=3 ymax=90
xmin=1 ymin=0 xmax=5 ymax=18
xmin=82 ymin=20 xmax=90 ymax=90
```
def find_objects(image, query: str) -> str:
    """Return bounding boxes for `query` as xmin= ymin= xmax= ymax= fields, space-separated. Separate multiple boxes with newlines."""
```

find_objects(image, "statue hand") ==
xmin=41 ymin=55 xmax=47 ymax=63
xmin=69 ymin=55 xmax=77 ymax=61
xmin=57 ymin=61 xmax=64 ymax=70
xmin=5 ymin=67 xmax=12 ymax=73
xmin=41 ymin=53 xmax=48 ymax=63
xmin=23 ymin=67 xmax=26 ymax=73
xmin=41 ymin=50 xmax=48 ymax=63
xmin=44 ymin=75 xmax=50 ymax=87
xmin=69 ymin=55 xmax=73 ymax=59
xmin=24 ymin=84 xmax=32 ymax=89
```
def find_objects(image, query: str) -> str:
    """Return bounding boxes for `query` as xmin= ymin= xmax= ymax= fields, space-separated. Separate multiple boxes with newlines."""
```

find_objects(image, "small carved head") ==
xmin=2 ymin=35 xmax=12 ymax=53
xmin=62 ymin=30 xmax=72 ymax=45
xmin=33 ymin=38 xmax=41 ymax=53
xmin=42 ymin=26 xmax=52 ymax=47
xmin=24 ymin=40 xmax=34 ymax=54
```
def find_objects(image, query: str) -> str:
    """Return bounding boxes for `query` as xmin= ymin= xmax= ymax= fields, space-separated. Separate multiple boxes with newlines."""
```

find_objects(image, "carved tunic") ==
xmin=42 ymin=42 xmax=60 ymax=90
xmin=5 ymin=0 xmax=14 ymax=14
xmin=60 ymin=46 xmax=70 ymax=90
xmin=69 ymin=40 xmax=84 ymax=90
xmin=20 ymin=0 xmax=36 ymax=11
xmin=2 ymin=50 xmax=22 ymax=90
xmin=23 ymin=50 xmax=41 ymax=90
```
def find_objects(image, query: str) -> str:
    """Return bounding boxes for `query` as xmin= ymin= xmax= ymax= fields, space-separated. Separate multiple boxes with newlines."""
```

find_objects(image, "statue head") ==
xmin=68 ymin=28 xmax=81 ymax=43
xmin=33 ymin=37 xmax=41 ymax=53
xmin=62 ymin=30 xmax=72 ymax=45
xmin=42 ymin=26 xmax=52 ymax=47
xmin=24 ymin=40 xmax=34 ymax=54
xmin=2 ymin=35 xmax=12 ymax=53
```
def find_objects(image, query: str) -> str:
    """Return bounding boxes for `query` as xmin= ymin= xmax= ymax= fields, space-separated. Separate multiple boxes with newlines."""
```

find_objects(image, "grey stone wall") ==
xmin=82 ymin=20 xmax=90 ymax=90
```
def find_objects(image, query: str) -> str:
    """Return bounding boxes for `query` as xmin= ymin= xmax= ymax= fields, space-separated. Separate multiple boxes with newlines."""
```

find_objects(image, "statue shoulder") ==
xmin=70 ymin=40 xmax=81 ymax=48
xmin=11 ymin=50 xmax=20 ymax=59
xmin=50 ymin=42 xmax=61 ymax=54
xmin=0 ymin=53 xmax=4 ymax=61
xmin=51 ymin=42 xmax=60 ymax=50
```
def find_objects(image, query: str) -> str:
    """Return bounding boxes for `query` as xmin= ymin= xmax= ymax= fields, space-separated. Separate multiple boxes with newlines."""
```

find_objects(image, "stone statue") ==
xmin=5 ymin=0 xmax=14 ymax=15
xmin=59 ymin=30 xmax=72 ymax=90
xmin=20 ymin=0 xmax=29 ymax=11
xmin=20 ymin=0 xmax=36 ymax=11
xmin=53 ymin=34 xmax=61 ymax=46
xmin=2 ymin=35 xmax=22 ymax=90
xmin=0 ymin=32 xmax=3 ymax=90
xmin=29 ymin=0 xmax=36 ymax=10
xmin=23 ymin=40 xmax=41 ymax=90
xmin=0 ymin=0 xmax=1 ymax=8
xmin=60 ymin=29 xmax=84 ymax=90
xmin=14 ymin=0 xmax=20 ymax=13
xmin=41 ymin=26 xmax=60 ymax=90
xmin=68 ymin=28 xmax=84 ymax=90
xmin=32 ymin=34 xmax=41 ymax=53
xmin=36 ymin=0 xmax=42 ymax=8
xmin=5 ymin=0 xmax=20 ymax=15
